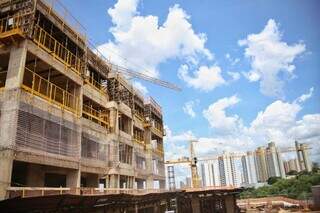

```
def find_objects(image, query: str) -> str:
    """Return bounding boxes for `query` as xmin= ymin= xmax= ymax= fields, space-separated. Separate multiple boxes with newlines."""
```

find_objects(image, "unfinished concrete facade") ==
xmin=0 ymin=0 xmax=165 ymax=200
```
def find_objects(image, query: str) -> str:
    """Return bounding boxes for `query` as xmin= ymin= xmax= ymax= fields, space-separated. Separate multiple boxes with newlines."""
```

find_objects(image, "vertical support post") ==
xmin=0 ymin=41 xmax=27 ymax=200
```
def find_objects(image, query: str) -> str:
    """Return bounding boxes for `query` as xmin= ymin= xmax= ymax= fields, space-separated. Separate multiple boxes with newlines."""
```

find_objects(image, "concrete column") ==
xmin=109 ymin=108 xmax=118 ymax=134
xmin=67 ymin=169 xmax=81 ymax=188
xmin=0 ymin=41 xmax=27 ymax=200
xmin=191 ymin=196 xmax=200 ymax=213
xmin=146 ymin=177 xmax=153 ymax=189
xmin=5 ymin=41 xmax=27 ymax=89
xmin=0 ymin=150 xmax=14 ymax=200
xmin=225 ymin=195 xmax=236 ymax=213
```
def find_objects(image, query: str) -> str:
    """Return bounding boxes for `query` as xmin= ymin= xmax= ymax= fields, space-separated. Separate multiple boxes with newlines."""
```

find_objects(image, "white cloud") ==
xmin=132 ymin=81 xmax=148 ymax=96
xmin=199 ymin=88 xmax=319 ymax=162
xmin=183 ymin=100 xmax=198 ymax=118
xmin=99 ymin=0 xmax=212 ymax=77
xmin=239 ymin=19 xmax=306 ymax=97
xmin=227 ymin=71 xmax=241 ymax=82
xmin=164 ymin=126 xmax=195 ymax=160
xmin=296 ymin=87 xmax=314 ymax=103
xmin=178 ymin=64 xmax=226 ymax=92
xmin=225 ymin=53 xmax=240 ymax=66
xmin=203 ymin=95 xmax=242 ymax=134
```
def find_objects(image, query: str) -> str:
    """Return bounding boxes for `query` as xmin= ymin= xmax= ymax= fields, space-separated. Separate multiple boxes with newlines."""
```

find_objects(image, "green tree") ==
xmin=267 ymin=176 xmax=281 ymax=185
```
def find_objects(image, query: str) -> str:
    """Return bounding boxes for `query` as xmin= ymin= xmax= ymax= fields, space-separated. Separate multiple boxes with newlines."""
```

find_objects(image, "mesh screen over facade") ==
xmin=16 ymin=103 xmax=80 ymax=157
xmin=81 ymin=133 xmax=109 ymax=161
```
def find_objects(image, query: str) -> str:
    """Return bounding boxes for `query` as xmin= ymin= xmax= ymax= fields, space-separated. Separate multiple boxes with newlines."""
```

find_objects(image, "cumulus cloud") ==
xmin=239 ymin=19 xmax=306 ymax=97
xmin=178 ymin=64 xmax=226 ymax=92
xmin=200 ymin=88 xmax=319 ymax=161
xmin=203 ymin=95 xmax=242 ymax=134
xmin=182 ymin=100 xmax=198 ymax=118
xmin=99 ymin=0 xmax=212 ymax=77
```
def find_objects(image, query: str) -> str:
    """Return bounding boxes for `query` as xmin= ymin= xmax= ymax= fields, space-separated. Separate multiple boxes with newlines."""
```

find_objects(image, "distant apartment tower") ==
xmin=284 ymin=158 xmax=301 ymax=174
xmin=241 ymin=151 xmax=258 ymax=185
xmin=186 ymin=177 xmax=192 ymax=188
xmin=200 ymin=161 xmax=220 ymax=187
xmin=295 ymin=141 xmax=312 ymax=172
xmin=218 ymin=152 xmax=239 ymax=187
xmin=254 ymin=147 xmax=269 ymax=182
xmin=265 ymin=142 xmax=286 ymax=178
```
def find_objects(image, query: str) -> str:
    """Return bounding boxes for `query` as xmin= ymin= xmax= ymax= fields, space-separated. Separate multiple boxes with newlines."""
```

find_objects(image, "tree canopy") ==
xmin=240 ymin=172 xmax=320 ymax=200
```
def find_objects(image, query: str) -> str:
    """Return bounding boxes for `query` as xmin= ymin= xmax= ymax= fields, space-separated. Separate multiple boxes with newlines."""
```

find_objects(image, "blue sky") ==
xmin=60 ymin=0 xmax=319 ymax=163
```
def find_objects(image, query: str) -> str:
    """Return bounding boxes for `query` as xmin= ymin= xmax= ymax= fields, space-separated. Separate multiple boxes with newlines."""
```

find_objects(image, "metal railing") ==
xmin=33 ymin=25 xmax=84 ymax=75
xmin=22 ymin=67 xmax=80 ymax=114
xmin=82 ymin=104 xmax=109 ymax=129
xmin=6 ymin=187 xmax=169 ymax=198
xmin=0 ymin=15 xmax=23 ymax=35
xmin=84 ymin=76 xmax=107 ymax=96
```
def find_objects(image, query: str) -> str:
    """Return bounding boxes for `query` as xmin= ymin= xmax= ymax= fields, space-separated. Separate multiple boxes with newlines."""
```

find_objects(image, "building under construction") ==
xmin=0 ymin=0 xmax=166 ymax=200
xmin=0 ymin=1 xmax=243 ymax=212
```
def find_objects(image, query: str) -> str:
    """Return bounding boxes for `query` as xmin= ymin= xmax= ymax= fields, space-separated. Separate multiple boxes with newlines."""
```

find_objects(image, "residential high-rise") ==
xmin=200 ymin=160 xmax=220 ymax=187
xmin=284 ymin=158 xmax=301 ymax=174
xmin=254 ymin=147 xmax=268 ymax=182
xmin=295 ymin=141 xmax=312 ymax=172
xmin=218 ymin=152 xmax=239 ymax=187
xmin=241 ymin=151 xmax=258 ymax=185
xmin=265 ymin=142 xmax=286 ymax=178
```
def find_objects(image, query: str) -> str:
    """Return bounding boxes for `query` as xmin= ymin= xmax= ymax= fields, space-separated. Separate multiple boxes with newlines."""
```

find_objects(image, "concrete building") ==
xmin=295 ymin=141 xmax=312 ymax=172
xmin=284 ymin=158 xmax=301 ymax=174
xmin=218 ymin=152 xmax=239 ymax=187
xmin=241 ymin=151 xmax=258 ymax=185
xmin=265 ymin=142 xmax=286 ymax=178
xmin=0 ymin=0 xmax=165 ymax=200
xmin=200 ymin=160 xmax=220 ymax=187
xmin=254 ymin=147 xmax=268 ymax=183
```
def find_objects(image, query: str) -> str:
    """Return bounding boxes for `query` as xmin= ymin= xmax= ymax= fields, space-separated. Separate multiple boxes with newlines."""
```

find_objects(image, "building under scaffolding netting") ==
xmin=0 ymin=0 xmax=166 ymax=201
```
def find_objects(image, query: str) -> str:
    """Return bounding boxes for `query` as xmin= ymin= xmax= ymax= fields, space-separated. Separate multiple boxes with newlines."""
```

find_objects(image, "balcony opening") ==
xmin=135 ymin=154 xmax=146 ymax=170
xmin=44 ymin=173 xmax=66 ymax=187
xmin=151 ymin=113 xmax=163 ymax=135
xmin=22 ymin=52 xmax=80 ymax=114
xmin=118 ymin=113 xmax=131 ymax=135
xmin=133 ymin=126 xmax=144 ymax=145
xmin=85 ymin=65 xmax=108 ymax=95
xmin=134 ymin=93 xmax=144 ymax=121
xmin=0 ymin=52 xmax=9 ymax=88
xmin=31 ymin=11 xmax=85 ymax=74
xmin=135 ymin=178 xmax=146 ymax=189
xmin=11 ymin=161 xmax=28 ymax=187
xmin=119 ymin=143 xmax=133 ymax=165
xmin=119 ymin=175 xmax=133 ymax=189
xmin=82 ymin=96 xmax=110 ymax=130
xmin=152 ymin=159 xmax=164 ymax=176
xmin=151 ymin=133 xmax=163 ymax=155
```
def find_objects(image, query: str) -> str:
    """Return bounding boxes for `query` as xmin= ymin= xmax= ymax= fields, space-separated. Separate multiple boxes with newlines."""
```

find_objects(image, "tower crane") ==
xmin=89 ymin=41 xmax=182 ymax=92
